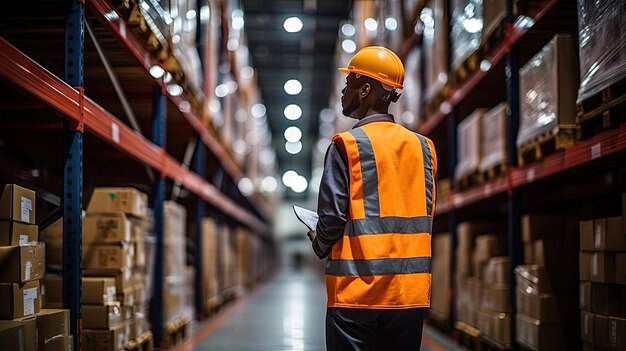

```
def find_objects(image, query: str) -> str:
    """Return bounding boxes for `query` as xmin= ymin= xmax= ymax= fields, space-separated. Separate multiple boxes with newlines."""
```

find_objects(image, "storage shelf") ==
xmin=418 ymin=0 xmax=559 ymax=136
xmin=435 ymin=124 xmax=626 ymax=216
xmin=0 ymin=37 xmax=270 ymax=235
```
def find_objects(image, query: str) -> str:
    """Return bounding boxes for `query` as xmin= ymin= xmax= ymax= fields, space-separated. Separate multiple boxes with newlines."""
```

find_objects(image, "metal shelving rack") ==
xmin=0 ymin=1 xmax=274 ymax=349
xmin=419 ymin=0 xmax=626 ymax=348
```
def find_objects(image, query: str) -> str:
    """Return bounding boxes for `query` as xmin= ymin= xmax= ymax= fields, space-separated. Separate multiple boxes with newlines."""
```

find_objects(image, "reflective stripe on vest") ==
xmin=327 ymin=122 xmax=436 ymax=308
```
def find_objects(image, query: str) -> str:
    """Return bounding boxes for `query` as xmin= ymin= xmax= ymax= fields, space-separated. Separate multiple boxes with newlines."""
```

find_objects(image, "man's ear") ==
xmin=360 ymin=83 xmax=371 ymax=98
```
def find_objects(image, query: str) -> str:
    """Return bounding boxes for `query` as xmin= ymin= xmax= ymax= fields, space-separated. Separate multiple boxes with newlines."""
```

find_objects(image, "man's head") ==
xmin=338 ymin=46 xmax=404 ymax=119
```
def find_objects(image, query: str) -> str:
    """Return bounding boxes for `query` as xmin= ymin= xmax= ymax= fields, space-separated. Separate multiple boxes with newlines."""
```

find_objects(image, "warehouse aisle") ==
xmin=182 ymin=264 xmax=467 ymax=351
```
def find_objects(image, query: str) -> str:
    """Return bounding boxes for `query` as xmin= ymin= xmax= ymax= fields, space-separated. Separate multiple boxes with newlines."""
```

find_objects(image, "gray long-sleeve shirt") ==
xmin=312 ymin=113 xmax=396 ymax=259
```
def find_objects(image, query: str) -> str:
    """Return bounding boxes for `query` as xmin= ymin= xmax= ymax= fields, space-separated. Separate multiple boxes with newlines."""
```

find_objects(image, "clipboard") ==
xmin=292 ymin=205 xmax=319 ymax=231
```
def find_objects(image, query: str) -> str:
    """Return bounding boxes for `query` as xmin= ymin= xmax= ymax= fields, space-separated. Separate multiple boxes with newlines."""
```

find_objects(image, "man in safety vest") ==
xmin=308 ymin=46 xmax=437 ymax=351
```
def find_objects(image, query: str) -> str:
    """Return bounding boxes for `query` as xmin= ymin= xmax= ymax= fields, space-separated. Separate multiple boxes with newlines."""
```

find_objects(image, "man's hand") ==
xmin=307 ymin=230 xmax=317 ymax=242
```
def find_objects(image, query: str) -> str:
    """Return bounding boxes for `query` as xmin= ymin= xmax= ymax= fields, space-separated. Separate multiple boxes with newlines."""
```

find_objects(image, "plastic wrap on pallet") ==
xmin=450 ymin=0 xmax=482 ymax=70
xmin=170 ymin=0 xmax=203 ymax=89
xmin=518 ymin=35 xmax=579 ymax=147
xmin=138 ymin=0 xmax=172 ymax=48
xmin=577 ymin=0 xmax=626 ymax=103
xmin=454 ymin=109 xmax=485 ymax=183
xmin=422 ymin=0 xmax=448 ymax=100
xmin=479 ymin=103 xmax=508 ymax=172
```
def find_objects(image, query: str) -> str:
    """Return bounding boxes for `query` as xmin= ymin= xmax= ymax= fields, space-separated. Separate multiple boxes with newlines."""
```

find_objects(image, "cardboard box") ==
xmin=581 ymin=310 xmax=594 ymax=343
xmin=591 ymin=252 xmax=616 ymax=283
xmin=164 ymin=201 xmax=186 ymax=239
xmin=36 ymin=309 xmax=70 ymax=351
xmin=82 ymin=324 xmax=128 ymax=351
xmin=580 ymin=220 xmax=594 ymax=250
xmin=117 ymin=287 xmax=135 ymax=307
xmin=133 ymin=283 xmax=147 ymax=304
xmin=39 ymin=219 xmax=62 ymax=270
xmin=581 ymin=252 xmax=593 ymax=281
xmin=0 ymin=315 xmax=37 ymax=351
xmin=484 ymin=256 xmax=509 ymax=284
xmin=0 ymin=222 xmax=38 ymax=246
xmin=456 ymin=221 xmax=507 ymax=278
xmin=473 ymin=234 xmax=507 ymax=278
xmin=616 ymin=253 xmax=626 ymax=284
xmin=523 ymin=243 xmax=534 ymax=264
xmin=610 ymin=317 xmax=626 ymax=350
xmin=83 ymin=244 xmax=132 ymax=270
xmin=516 ymin=286 xmax=559 ymax=323
xmin=454 ymin=109 xmax=486 ymax=183
xmin=133 ymin=238 xmax=146 ymax=268
xmin=0 ymin=184 xmax=36 ymax=224
xmin=479 ymin=103 xmax=509 ymax=173
xmin=0 ymin=243 xmax=45 ymax=283
xmin=83 ymin=269 xmax=132 ymax=293
xmin=82 ymin=278 xmax=116 ymax=305
xmin=591 ymin=283 xmax=621 ymax=316
xmin=431 ymin=233 xmax=451 ymax=319
xmin=87 ymin=187 xmax=147 ymax=219
xmin=516 ymin=314 xmax=565 ymax=351
xmin=580 ymin=282 xmax=591 ymax=311
xmin=534 ymin=238 xmax=578 ymax=267
xmin=83 ymin=213 xmax=131 ymax=245
xmin=479 ymin=310 xmax=510 ymax=347
xmin=595 ymin=313 xmax=609 ymax=349
xmin=482 ymin=284 xmax=510 ymax=312
xmin=82 ymin=303 xmax=123 ymax=329
xmin=587 ymin=217 xmax=626 ymax=251
xmin=515 ymin=265 xmax=552 ymax=293
xmin=0 ymin=280 xmax=40 ymax=319
xmin=42 ymin=275 xmax=62 ymax=309
xmin=523 ymin=214 xmax=568 ymax=243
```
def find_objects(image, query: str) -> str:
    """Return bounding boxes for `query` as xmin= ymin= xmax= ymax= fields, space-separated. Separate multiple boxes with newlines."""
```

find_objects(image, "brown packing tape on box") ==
xmin=610 ymin=317 xmax=626 ymax=350
xmin=581 ymin=310 xmax=594 ymax=343
xmin=0 ymin=243 xmax=45 ymax=283
xmin=83 ymin=269 xmax=132 ymax=293
xmin=82 ymin=303 xmax=123 ymax=329
xmin=82 ymin=243 xmax=133 ymax=270
xmin=595 ymin=313 xmax=610 ymax=349
xmin=0 ymin=184 xmax=36 ymax=224
xmin=516 ymin=314 xmax=566 ymax=351
xmin=83 ymin=213 xmax=131 ymax=245
xmin=82 ymin=277 xmax=116 ymax=305
xmin=87 ymin=187 xmax=148 ymax=219
xmin=82 ymin=324 xmax=128 ymax=351
xmin=0 ymin=222 xmax=38 ymax=246
xmin=36 ymin=309 xmax=70 ymax=351
xmin=0 ymin=280 xmax=40 ymax=319
xmin=0 ymin=315 xmax=37 ymax=351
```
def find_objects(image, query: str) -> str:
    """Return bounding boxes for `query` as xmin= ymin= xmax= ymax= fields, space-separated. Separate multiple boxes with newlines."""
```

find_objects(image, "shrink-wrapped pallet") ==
xmin=479 ymin=103 xmax=509 ymax=173
xmin=518 ymin=35 xmax=579 ymax=147
xmin=422 ymin=0 xmax=449 ymax=99
xmin=577 ymin=0 xmax=626 ymax=103
xmin=454 ymin=109 xmax=485 ymax=183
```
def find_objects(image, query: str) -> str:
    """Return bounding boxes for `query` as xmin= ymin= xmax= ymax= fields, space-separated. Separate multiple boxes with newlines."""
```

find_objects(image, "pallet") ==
xmin=517 ymin=126 xmax=576 ymax=166
xmin=480 ymin=163 xmax=507 ymax=182
xmin=455 ymin=321 xmax=483 ymax=351
xmin=163 ymin=317 xmax=191 ymax=350
xmin=576 ymin=77 xmax=626 ymax=140
xmin=125 ymin=331 xmax=154 ymax=351
xmin=456 ymin=170 xmax=483 ymax=191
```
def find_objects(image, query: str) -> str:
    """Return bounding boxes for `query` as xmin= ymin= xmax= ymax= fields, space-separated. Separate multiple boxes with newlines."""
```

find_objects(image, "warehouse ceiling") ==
xmin=242 ymin=0 xmax=351 ymax=198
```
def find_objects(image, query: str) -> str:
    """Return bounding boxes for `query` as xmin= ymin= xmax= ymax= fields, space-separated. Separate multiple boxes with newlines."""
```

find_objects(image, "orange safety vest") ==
xmin=326 ymin=121 xmax=437 ymax=309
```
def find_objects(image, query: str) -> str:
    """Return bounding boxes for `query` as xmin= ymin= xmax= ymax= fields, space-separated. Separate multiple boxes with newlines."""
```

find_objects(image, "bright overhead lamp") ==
xmin=251 ymin=103 xmax=266 ymax=118
xmin=463 ymin=18 xmax=483 ymax=33
xmin=262 ymin=176 xmax=278 ymax=193
xmin=385 ymin=17 xmax=398 ymax=31
xmin=227 ymin=38 xmax=239 ymax=51
xmin=166 ymin=84 xmax=183 ymax=96
xmin=200 ymin=5 xmax=210 ymax=22
xmin=237 ymin=177 xmax=255 ymax=196
xmin=149 ymin=65 xmax=165 ymax=79
xmin=215 ymin=84 xmax=229 ymax=98
xmin=341 ymin=23 xmax=356 ymax=36
xmin=284 ymin=126 xmax=303 ymax=143
xmin=186 ymin=10 xmax=197 ymax=20
xmin=284 ymin=17 xmax=303 ymax=33
xmin=284 ymin=79 xmax=303 ymax=95
xmin=285 ymin=141 xmax=303 ymax=154
xmin=364 ymin=18 xmax=378 ymax=31
xmin=284 ymin=104 xmax=302 ymax=120
xmin=290 ymin=175 xmax=308 ymax=193
xmin=231 ymin=9 xmax=244 ymax=30
xmin=282 ymin=170 xmax=298 ymax=187
xmin=342 ymin=39 xmax=356 ymax=54
xmin=240 ymin=66 xmax=254 ymax=79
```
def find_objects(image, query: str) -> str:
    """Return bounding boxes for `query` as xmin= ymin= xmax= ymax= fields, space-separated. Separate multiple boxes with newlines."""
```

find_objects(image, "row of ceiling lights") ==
xmin=340 ymin=16 xmax=399 ymax=54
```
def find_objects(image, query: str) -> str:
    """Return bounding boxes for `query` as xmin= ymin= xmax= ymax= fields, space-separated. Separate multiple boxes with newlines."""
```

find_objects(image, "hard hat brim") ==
xmin=337 ymin=67 xmax=403 ymax=89
xmin=338 ymin=68 xmax=350 ymax=75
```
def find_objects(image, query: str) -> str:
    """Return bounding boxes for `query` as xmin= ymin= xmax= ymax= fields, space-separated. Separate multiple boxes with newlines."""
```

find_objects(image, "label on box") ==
xmin=19 ymin=235 xmax=29 ymax=245
xmin=595 ymin=224 xmax=602 ymax=248
xmin=23 ymin=287 xmax=37 ymax=315
xmin=611 ymin=320 xmax=617 ymax=349
xmin=106 ymin=286 xmax=116 ymax=303
xmin=20 ymin=196 xmax=32 ymax=222
xmin=25 ymin=261 xmax=32 ymax=281
xmin=584 ymin=314 xmax=589 ymax=334
xmin=592 ymin=255 xmax=598 ymax=277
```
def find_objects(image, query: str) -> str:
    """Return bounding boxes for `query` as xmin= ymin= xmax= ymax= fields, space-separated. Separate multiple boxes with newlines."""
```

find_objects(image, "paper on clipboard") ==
xmin=293 ymin=205 xmax=319 ymax=231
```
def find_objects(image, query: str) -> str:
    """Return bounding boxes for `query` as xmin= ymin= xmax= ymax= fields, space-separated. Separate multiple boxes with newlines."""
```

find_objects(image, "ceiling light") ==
xmin=166 ymin=84 xmax=183 ymax=96
xmin=241 ymin=66 xmax=254 ymax=79
xmin=186 ymin=10 xmax=197 ymax=20
xmin=226 ymin=81 xmax=238 ymax=93
xmin=284 ymin=126 xmax=303 ymax=142
xmin=164 ymin=72 xmax=172 ymax=83
xmin=251 ymin=103 xmax=266 ymax=118
xmin=284 ymin=104 xmax=302 ymax=120
xmin=209 ymin=99 xmax=221 ymax=113
xmin=284 ymin=17 xmax=303 ymax=33
xmin=231 ymin=9 xmax=244 ymax=30
xmin=385 ymin=17 xmax=398 ymax=31
xmin=149 ymin=65 xmax=165 ymax=79
xmin=200 ymin=5 xmax=210 ymax=22
xmin=341 ymin=23 xmax=356 ymax=36
xmin=178 ymin=101 xmax=191 ymax=113
xmin=480 ymin=59 xmax=492 ymax=72
xmin=463 ymin=18 xmax=483 ymax=33
xmin=215 ymin=84 xmax=229 ymax=98
xmin=262 ymin=176 xmax=278 ymax=193
xmin=364 ymin=18 xmax=378 ymax=31
xmin=141 ymin=1 xmax=150 ymax=11
xmin=290 ymin=175 xmax=308 ymax=193
xmin=237 ymin=177 xmax=255 ymax=196
xmin=282 ymin=170 xmax=298 ymax=187
xmin=342 ymin=39 xmax=356 ymax=54
xmin=285 ymin=141 xmax=303 ymax=154
xmin=284 ymin=79 xmax=303 ymax=95
xmin=227 ymin=38 xmax=239 ymax=51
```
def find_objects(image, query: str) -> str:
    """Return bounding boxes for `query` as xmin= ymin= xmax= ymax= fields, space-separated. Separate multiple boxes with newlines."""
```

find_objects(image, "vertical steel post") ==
xmin=63 ymin=1 xmax=84 ymax=350
xmin=193 ymin=138 xmax=206 ymax=319
xmin=506 ymin=0 xmax=522 ymax=347
xmin=151 ymin=85 xmax=166 ymax=348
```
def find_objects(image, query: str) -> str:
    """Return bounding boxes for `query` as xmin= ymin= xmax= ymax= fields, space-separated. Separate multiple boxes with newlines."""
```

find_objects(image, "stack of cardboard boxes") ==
xmin=580 ymin=196 xmax=626 ymax=350
xmin=82 ymin=187 xmax=151 ymax=350
xmin=201 ymin=218 xmax=220 ymax=314
xmin=478 ymin=256 xmax=510 ymax=347
xmin=0 ymin=184 xmax=72 ymax=351
xmin=429 ymin=233 xmax=451 ymax=326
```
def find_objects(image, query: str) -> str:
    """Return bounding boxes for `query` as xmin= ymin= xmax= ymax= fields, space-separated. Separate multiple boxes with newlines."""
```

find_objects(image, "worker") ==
xmin=307 ymin=46 xmax=437 ymax=351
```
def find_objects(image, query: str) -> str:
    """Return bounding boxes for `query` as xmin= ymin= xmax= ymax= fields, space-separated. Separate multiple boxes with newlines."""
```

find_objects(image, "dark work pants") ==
xmin=326 ymin=307 xmax=425 ymax=351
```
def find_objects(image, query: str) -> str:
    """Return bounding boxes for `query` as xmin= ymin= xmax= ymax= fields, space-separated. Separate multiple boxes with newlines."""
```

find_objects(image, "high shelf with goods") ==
xmin=414 ymin=0 xmax=626 ymax=350
xmin=0 ymin=0 xmax=276 ymax=350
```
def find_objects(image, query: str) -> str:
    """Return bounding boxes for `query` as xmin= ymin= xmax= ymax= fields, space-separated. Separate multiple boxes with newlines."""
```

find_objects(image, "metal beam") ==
xmin=193 ymin=138 xmax=206 ymax=319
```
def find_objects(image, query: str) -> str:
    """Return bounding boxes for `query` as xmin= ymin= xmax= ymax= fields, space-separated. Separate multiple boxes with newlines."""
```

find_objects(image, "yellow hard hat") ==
xmin=338 ymin=46 xmax=404 ymax=89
